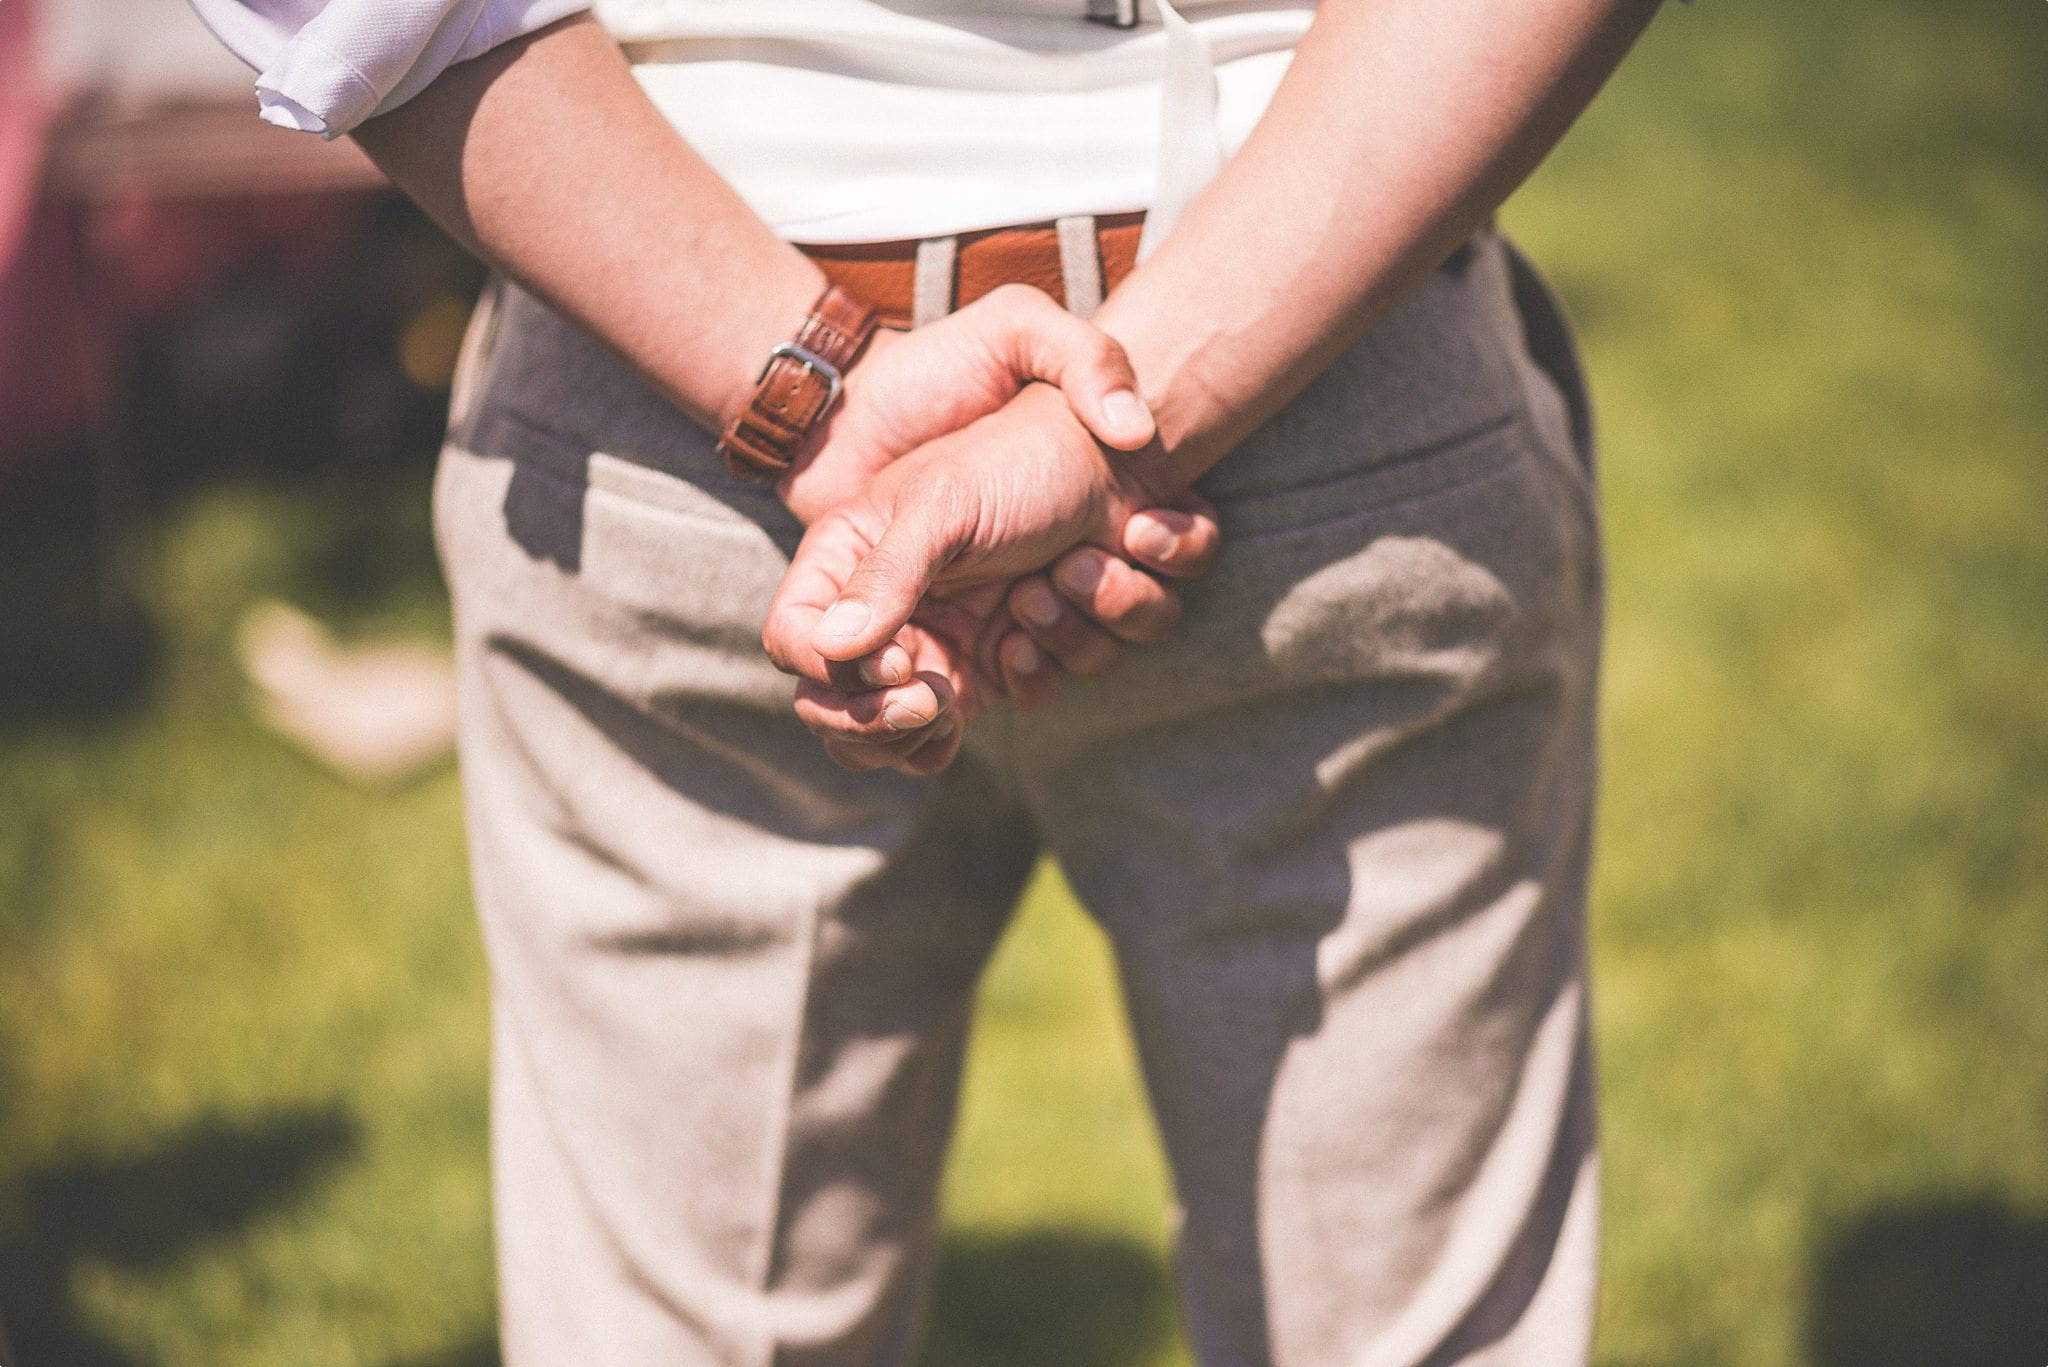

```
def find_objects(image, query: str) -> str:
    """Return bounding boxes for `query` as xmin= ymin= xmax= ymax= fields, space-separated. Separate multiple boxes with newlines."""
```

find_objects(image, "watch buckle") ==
xmin=761 ymin=341 xmax=843 ymax=409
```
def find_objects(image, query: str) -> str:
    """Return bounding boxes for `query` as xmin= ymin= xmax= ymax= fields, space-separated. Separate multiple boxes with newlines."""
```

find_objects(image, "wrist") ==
xmin=1089 ymin=301 xmax=1225 ymax=498
xmin=1010 ymin=381 xmax=1186 ymax=521
xmin=709 ymin=268 xmax=828 ymax=432
xmin=716 ymin=283 xmax=882 ymax=484
xmin=772 ymin=326 xmax=907 ymax=522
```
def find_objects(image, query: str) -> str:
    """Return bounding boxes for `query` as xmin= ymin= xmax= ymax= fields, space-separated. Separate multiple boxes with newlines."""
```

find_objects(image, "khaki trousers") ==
xmin=433 ymin=229 xmax=1605 ymax=1367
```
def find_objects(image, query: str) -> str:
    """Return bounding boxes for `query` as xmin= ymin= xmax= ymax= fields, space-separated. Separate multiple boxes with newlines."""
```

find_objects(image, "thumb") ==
xmin=811 ymin=495 xmax=962 ymax=662
xmin=966 ymin=285 xmax=1156 ymax=451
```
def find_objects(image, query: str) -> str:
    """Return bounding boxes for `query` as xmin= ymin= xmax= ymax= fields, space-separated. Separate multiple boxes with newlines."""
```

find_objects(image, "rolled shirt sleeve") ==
xmin=188 ymin=0 xmax=594 ymax=137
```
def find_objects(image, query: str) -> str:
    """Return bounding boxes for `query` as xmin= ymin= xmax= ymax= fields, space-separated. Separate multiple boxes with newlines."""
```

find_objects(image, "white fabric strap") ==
xmin=912 ymin=236 xmax=958 ymax=327
xmin=446 ymin=276 xmax=504 ymax=431
xmin=1055 ymin=215 xmax=1105 ymax=318
xmin=1136 ymin=0 xmax=1226 ymax=263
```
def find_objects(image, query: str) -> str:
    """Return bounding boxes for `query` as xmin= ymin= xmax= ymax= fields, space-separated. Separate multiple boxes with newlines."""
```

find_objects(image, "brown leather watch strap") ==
xmin=717 ymin=284 xmax=880 ymax=483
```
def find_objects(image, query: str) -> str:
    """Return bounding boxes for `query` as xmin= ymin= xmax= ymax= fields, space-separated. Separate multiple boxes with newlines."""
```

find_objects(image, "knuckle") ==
xmin=1084 ymin=594 xmax=1136 ymax=633
xmin=798 ymin=689 xmax=897 ymax=741
xmin=1098 ymin=574 xmax=1153 ymax=622
xmin=1010 ymin=577 xmax=1067 ymax=635
xmin=1083 ymin=562 xmax=1153 ymax=624
xmin=987 ymin=281 xmax=1045 ymax=315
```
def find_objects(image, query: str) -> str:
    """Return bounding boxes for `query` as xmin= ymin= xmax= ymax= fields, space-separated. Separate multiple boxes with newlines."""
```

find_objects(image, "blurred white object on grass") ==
xmin=236 ymin=600 xmax=456 ymax=786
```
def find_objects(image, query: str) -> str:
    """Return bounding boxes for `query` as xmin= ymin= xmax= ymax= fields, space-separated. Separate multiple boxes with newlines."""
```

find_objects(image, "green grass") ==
xmin=3 ymin=0 xmax=2046 ymax=1362
xmin=1512 ymin=2 xmax=2048 ymax=1362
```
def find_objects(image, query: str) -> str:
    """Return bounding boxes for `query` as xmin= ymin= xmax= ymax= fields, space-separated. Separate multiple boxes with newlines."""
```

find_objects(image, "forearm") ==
xmin=1094 ymin=0 xmax=1664 ymax=498
xmin=348 ymin=13 xmax=824 ymax=433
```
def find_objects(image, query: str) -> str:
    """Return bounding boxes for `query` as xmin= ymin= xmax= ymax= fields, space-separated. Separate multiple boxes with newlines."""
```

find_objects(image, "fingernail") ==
xmin=1055 ymin=553 xmax=1104 ymax=600
xmin=1103 ymin=390 xmax=1150 ymax=438
xmin=859 ymin=646 xmax=910 ymax=687
xmin=882 ymin=698 xmax=932 ymax=732
xmin=1016 ymin=581 xmax=1062 ymax=628
xmin=1007 ymin=637 xmax=1043 ymax=675
xmin=817 ymin=599 xmax=871 ymax=642
xmin=1126 ymin=514 xmax=1177 ymax=562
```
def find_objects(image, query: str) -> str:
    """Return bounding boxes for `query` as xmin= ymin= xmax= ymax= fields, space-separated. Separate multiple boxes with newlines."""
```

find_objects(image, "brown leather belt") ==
xmin=800 ymin=212 xmax=1146 ymax=330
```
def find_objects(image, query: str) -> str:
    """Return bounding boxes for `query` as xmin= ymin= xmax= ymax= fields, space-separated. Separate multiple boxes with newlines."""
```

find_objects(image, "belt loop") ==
xmin=1055 ymin=215 xmax=1104 ymax=319
xmin=912 ymin=237 xmax=957 ymax=328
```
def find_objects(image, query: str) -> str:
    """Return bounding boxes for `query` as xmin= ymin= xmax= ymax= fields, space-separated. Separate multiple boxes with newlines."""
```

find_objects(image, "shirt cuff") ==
xmin=253 ymin=0 xmax=594 ymax=140
xmin=255 ymin=36 xmax=379 ymax=139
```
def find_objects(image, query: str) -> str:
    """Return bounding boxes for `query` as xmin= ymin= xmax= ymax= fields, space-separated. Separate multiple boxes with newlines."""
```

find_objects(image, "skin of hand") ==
xmin=761 ymin=382 xmax=1218 ymax=774
xmin=345 ymin=14 xmax=1224 ymax=709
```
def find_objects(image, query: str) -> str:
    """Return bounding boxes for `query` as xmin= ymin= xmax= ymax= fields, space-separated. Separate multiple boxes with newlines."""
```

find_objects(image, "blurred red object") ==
xmin=0 ymin=0 xmax=386 ymax=478
xmin=0 ymin=0 xmax=83 ymax=466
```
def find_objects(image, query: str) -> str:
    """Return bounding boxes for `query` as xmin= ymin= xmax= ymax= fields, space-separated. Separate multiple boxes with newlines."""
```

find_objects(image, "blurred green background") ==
xmin=3 ymin=0 xmax=2046 ymax=1362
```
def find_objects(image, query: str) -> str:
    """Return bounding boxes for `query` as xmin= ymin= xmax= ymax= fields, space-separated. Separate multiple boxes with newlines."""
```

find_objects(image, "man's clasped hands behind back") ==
xmin=756 ymin=281 xmax=1223 ymax=777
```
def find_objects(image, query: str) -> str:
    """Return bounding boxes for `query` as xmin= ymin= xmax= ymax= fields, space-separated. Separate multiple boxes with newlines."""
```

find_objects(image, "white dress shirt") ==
xmin=188 ymin=0 xmax=1316 ymax=246
xmin=189 ymin=0 xmax=594 ymax=139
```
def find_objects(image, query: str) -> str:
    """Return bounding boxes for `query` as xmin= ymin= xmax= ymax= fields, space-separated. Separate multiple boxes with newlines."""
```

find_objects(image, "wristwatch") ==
xmin=716 ymin=284 xmax=880 ymax=483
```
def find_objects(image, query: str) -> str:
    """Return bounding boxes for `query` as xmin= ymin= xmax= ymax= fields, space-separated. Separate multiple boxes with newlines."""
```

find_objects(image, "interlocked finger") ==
xmin=1121 ymin=492 xmax=1222 ymax=581
xmin=1049 ymin=546 xmax=1183 ymax=644
xmin=820 ymin=706 xmax=963 ymax=774
xmin=1006 ymin=575 xmax=1125 ymax=678
xmin=898 ymin=712 xmax=965 ymax=775
xmin=997 ymin=632 xmax=1065 ymax=710
xmin=792 ymin=672 xmax=954 ymax=747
